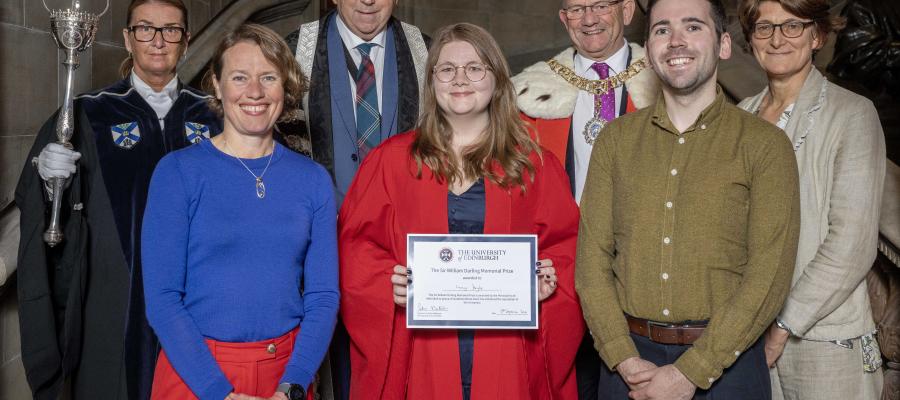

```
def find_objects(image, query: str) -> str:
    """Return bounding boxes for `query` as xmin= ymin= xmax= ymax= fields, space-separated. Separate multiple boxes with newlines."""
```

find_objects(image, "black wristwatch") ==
xmin=276 ymin=383 xmax=306 ymax=400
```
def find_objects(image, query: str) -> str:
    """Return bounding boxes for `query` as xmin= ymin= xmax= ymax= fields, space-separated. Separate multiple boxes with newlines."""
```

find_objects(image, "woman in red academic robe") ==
xmin=338 ymin=23 xmax=584 ymax=400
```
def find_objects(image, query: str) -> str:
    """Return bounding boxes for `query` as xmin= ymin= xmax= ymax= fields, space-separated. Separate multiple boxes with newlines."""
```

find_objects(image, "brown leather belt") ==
xmin=625 ymin=315 xmax=707 ymax=345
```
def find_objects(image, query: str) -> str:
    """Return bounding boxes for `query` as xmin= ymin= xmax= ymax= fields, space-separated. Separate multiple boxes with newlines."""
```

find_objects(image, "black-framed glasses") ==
xmin=752 ymin=20 xmax=816 ymax=39
xmin=433 ymin=62 xmax=491 ymax=83
xmin=562 ymin=0 xmax=625 ymax=20
xmin=128 ymin=25 xmax=185 ymax=43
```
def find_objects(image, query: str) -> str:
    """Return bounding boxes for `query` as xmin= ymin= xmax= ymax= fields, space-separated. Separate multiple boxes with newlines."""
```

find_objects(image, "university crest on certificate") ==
xmin=406 ymin=234 xmax=538 ymax=329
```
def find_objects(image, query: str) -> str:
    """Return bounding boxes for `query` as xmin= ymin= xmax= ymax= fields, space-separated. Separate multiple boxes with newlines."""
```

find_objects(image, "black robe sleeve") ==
xmin=15 ymin=105 xmax=129 ymax=400
xmin=16 ymin=107 xmax=90 ymax=400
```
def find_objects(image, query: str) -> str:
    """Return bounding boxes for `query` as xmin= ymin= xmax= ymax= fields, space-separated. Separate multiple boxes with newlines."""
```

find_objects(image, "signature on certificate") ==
xmin=417 ymin=304 xmax=449 ymax=312
xmin=492 ymin=308 xmax=528 ymax=316
xmin=451 ymin=284 xmax=497 ymax=292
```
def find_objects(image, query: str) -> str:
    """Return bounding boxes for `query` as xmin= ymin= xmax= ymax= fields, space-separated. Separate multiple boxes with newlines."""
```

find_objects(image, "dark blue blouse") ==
xmin=447 ymin=179 xmax=485 ymax=400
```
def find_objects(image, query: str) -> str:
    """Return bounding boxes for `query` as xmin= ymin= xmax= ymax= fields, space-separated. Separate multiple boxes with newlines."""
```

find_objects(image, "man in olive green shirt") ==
xmin=575 ymin=0 xmax=800 ymax=399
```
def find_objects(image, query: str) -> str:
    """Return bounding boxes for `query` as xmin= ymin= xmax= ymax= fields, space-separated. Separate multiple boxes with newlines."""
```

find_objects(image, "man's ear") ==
xmin=719 ymin=31 xmax=732 ymax=61
xmin=622 ymin=0 xmax=636 ymax=25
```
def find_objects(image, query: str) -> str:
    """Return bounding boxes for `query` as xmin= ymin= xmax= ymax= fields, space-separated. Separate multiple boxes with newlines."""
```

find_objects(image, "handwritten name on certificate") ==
xmin=406 ymin=234 xmax=538 ymax=329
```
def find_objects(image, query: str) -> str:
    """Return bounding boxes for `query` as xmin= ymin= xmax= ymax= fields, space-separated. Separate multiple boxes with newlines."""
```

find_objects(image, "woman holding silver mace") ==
xmin=15 ymin=0 xmax=221 ymax=399
xmin=41 ymin=0 xmax=107 ymax=247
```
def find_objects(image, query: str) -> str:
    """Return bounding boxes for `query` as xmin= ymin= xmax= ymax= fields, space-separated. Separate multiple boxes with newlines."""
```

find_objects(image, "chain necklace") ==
xmin=547 ymin=58 xmax=647 ymax=95
xmin=223 ymin=140 xmax=274 ymax=199
xmin=547 ymin=58 xmax=648 ymax=144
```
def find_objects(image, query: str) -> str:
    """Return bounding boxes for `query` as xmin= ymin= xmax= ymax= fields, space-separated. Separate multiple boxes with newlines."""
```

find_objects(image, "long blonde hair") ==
xmin=411 ymin=23 xmax=539 ymax=191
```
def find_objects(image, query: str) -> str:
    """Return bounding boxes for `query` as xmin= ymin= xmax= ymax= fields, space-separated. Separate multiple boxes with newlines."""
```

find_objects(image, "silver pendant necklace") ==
xmin=223 ymin=140 xmax=274 ymax=199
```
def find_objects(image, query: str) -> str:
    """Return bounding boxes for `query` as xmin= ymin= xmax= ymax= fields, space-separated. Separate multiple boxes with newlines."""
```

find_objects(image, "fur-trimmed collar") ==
xmin=512 ymin=43 xmax=659 ymax=119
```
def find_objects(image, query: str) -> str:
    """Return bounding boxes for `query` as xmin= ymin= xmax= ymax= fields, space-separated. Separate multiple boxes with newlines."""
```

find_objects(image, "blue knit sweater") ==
xmin=142 ymin=139 xmax=339 ymax=400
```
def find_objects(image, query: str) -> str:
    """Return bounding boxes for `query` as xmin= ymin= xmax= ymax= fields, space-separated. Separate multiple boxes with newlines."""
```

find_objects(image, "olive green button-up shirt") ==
xmin=575 ymin=89 xmax=800 ymax=389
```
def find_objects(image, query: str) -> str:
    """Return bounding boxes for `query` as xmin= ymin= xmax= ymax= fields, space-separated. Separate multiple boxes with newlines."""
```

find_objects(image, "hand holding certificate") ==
xmin=406 ymin=234 xmax=539 ymax=329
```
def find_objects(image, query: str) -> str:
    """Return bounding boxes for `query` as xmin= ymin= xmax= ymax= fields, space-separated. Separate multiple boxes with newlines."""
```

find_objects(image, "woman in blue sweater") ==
xmin=141 ymin=24 xmax=338 ymax=400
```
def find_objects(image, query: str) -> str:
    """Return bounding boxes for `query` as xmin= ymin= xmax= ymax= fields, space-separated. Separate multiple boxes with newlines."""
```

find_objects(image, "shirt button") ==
xmin=663 ymin=237 xmax=671 ymax=244
xmin=661 ymin=272 xmax=669 ymax=280
xmin=700 ymin=124 xmax=707 ymax=130
xmin=267 ymin=343 xmax=276 ymax=354
xmin=708 ymin=377 xmax=715 ymax=383
xmin=734 ymin=351 xmax=741 ymax=357
xmin=670 ymin=168 xmax=678 ymax=176
xmin=351 ymin=154 xmax=359 ymax=162
xmin=678 ymin=137 xmax=685 ymax=144
xmin=665 ymin=201 xmax=673 ymax=209
xmin=662 ymin=309 xmax=670 ymax=316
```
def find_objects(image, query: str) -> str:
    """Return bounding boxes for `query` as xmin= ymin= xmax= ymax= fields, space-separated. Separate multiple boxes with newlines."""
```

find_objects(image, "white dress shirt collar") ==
xmin=573 ymin=39 xmax=630 ymax=78
xmin=335 ymin=14 xmax=387 ymax=56
xmin=131 ymin=72 xmax=178 ymax=103
xmin=131 ymin=72 xmax=178 ymax=126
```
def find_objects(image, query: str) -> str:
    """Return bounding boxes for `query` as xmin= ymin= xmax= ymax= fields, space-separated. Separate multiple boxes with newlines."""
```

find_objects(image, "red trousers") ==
xmin=151 ymin=327 xmax=312 ymax=399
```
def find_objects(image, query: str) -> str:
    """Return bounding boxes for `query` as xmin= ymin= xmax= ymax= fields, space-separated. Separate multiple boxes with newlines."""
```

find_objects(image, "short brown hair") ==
xmin=738 ymin=0 xmax=846 ymax=43
xmin=201 ymin=24 xmax=307 ymax=123
xmin=647 ymin=0 xmax=728 ymax=39
xmin=412 ymin=23 xmax=539 ymax=191
xmin=119 ymin=0 xmax=189 ymax=78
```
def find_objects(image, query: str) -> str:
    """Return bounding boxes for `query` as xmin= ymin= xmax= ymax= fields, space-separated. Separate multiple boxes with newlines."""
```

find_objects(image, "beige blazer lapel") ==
xmin=738 ymin=68 xmax=829 ymax=153
xmin=782 ymin=68 xmax=828 ymax=152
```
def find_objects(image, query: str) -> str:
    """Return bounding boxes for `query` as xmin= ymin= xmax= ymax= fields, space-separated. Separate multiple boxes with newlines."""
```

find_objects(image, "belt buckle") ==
xmin=647 ymin=320 xmax=673 ymax=328
xmin=646 ymin=320 xmax=677 ymax=344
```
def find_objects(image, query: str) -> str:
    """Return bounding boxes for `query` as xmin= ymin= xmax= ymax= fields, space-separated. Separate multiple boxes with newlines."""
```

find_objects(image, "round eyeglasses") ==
xmin=562 ymin=0 xmax=625 ymax=20
xmin=128 ymin=25 xmax=185 ymax=43
xmin=433 ymin=62 xmax=491 ymax=83
xmin=752 ymin=20 xmax=816 ymax=39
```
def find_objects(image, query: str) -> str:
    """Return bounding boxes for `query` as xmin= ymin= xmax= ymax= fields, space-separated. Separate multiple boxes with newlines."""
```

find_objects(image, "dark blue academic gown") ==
xmin=287 ymin=11 xmax=426 ymax=205
xmin=15 ymin=77 xmax=221 ymax=400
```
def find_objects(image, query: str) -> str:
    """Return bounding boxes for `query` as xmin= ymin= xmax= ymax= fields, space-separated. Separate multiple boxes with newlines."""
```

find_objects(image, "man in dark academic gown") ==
xmin=15 ymin=2 xmax=220 ymax=399
xmin=285 ymin=0 xmax=429 ymax=205
xmin=285 ymin=2 xmax=429 ymax=398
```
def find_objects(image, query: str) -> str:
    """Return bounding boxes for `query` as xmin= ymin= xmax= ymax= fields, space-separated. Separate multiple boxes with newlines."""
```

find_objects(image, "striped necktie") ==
xmin=354 ymin=43 xmax=381 ymax=159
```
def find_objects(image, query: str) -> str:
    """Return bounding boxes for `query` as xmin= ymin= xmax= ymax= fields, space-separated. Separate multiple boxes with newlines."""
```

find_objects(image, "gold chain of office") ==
xmin=547 ymin=58 xmax=648 ymax=95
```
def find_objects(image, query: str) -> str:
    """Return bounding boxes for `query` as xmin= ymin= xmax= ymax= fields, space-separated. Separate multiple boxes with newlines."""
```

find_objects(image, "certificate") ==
xmin=406 ymin=234 xmax=538 ymax=329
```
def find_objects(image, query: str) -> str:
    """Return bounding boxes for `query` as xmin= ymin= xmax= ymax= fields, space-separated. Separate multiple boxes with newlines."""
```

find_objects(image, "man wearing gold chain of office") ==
xmin=511 ymin=1 xmax=658 ymax=398
xmin=513 ymin=0 xmax=658 ymax=204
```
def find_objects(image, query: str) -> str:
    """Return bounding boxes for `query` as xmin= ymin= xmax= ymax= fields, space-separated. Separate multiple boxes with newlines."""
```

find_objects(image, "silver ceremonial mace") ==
xmin=42 ymin=0 xmax=108 ymax=246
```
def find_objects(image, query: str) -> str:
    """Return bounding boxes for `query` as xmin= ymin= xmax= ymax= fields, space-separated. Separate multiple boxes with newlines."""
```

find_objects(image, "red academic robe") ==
xmin=338 ymin=131 xmax=584 ymax=400
xmin=521 ymin=95 xmax=638 ymax=167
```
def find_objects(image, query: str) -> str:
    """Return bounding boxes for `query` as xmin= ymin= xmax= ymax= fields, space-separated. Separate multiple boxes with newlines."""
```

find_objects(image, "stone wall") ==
xmin=390 ymin=0 xmax=767 ymax=97
xmin=0 ymin=0 xmax=243 ymax=210
xmin=394 ymin=0 xmax=574 ymax=73
xmin=0 ymin=0 xmax=888 ymax=397
xmin=0 ymin=2 xmax=763 ymax=394
xmin=0 ymin=1 xmax=244 ymax=397
xmin=0 ymin=2 xmax=569 ymax=394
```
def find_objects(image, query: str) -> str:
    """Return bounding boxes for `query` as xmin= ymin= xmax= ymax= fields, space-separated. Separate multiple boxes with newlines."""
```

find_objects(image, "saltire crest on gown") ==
xmin=184 ymin=122 xmax=210 ymax=144
xmin=111 ymin=122 xmax=141 ymax=149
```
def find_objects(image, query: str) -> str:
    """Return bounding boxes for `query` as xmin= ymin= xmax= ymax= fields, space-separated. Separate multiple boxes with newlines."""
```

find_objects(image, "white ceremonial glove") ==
xmin=37 ymin=143 xmax=81 ymax=181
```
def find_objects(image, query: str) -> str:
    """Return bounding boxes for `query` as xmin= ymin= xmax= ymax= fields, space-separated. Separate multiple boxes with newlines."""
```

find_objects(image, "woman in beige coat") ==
xmin=737 ymin=0 xmax=886 ymax=399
